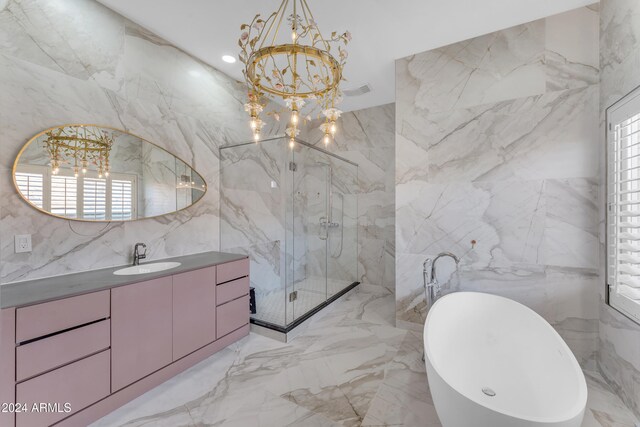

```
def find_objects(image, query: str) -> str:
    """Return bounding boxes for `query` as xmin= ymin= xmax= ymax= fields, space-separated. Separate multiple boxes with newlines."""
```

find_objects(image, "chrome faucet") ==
xmin=421 ymin=252 xmax=460 ymax=362
xmin=423 ymin=252 xmax=460 ymax=310
xmin=133 ymin=243 xmax=147 ymax=266
xmin=430 ymin=252 xmax=460 ymax=285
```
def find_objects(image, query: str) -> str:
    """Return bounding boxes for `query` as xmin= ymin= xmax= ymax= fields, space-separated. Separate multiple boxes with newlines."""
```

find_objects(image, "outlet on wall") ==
xmin=15 ymin=234 xmax=32 ymax=253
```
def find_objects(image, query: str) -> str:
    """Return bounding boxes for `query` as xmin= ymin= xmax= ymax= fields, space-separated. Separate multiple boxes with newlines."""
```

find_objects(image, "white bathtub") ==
xmin=424 ymin=292 xmax=587 ymax=427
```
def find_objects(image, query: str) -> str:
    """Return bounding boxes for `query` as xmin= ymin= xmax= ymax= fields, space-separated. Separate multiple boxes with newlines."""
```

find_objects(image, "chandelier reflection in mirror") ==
xmin=45 ymin=125 xmax=114 ymax=178
xmin=239 ymin=0 xmax=350 ymax=147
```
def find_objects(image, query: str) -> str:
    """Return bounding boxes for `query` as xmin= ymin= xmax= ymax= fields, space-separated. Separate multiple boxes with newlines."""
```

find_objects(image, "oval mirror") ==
xmin=13 ymin=125 xmax=207 ymax=221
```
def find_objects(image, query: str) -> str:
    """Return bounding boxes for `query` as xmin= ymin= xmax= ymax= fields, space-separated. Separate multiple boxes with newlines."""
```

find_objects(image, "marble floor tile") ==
xmin=362 ymin=331 xmax=440 ymax=427
xmin=92 ymin=287 xmax=637 ymax=427
xmin=582 ymin=371 xmax=639 ymax=427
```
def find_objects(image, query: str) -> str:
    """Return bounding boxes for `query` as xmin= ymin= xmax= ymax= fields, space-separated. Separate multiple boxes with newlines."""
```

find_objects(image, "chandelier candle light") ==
xmin=239 ymin=0 xmax=351 ymax=146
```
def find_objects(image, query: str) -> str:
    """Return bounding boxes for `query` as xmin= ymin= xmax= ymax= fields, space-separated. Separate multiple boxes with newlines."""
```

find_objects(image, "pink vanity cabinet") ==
xmin=111 ymin=276 xmax=173 ymax=392
xmin=0 ymin=255 xmax=249 ymax=427
xmin=172 ymin=266 xmax=217 ymax=360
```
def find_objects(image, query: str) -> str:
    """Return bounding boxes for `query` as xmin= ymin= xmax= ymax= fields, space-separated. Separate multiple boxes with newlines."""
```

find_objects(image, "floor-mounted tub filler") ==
xmin=424 ymin=292 xmax=587 ymax=427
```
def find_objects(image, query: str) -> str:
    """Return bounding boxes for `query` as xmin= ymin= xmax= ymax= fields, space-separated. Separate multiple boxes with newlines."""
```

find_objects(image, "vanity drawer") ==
xmin=216 ymin=258 xmax=249 ymax=284
xmin=217 ymin=295 xmax=249 ymax=338
xmin=16 ymin=349 xmax=110 ymax=427
xmin=16 ymin=290 xmax=110 ymax=343
xmin=216 ymin=276 xmax=249 ymax=306
xmin=16 ymin=319 xmax=110 ymax=382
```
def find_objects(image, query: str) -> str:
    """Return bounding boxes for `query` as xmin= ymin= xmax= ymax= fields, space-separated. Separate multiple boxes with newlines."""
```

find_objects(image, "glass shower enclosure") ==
xmin=220 ymin=136 xmax=358 ymax=330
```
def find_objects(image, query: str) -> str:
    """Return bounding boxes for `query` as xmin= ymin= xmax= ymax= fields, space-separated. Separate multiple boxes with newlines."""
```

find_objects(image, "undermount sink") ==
xmin=113 ymin=262 xmax=182 ymax=276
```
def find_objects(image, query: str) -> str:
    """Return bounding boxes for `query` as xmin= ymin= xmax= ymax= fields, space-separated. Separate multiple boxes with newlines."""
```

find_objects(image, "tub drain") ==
xmin=482 ymin=387 xmax=496 ymax=397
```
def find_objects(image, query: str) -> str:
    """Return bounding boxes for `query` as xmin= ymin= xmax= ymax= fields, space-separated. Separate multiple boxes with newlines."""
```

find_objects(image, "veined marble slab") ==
xmin=395 ymin=6 xmax=601 ymax=374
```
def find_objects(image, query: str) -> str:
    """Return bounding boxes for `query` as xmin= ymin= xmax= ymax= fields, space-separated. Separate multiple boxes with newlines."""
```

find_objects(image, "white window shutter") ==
xmin=608 ymin=87 xmax=640 ymax=323
xmin=83 ymin=178 xmax=107 ymax=220
xmin=15 ymin=172 xmax=44 ymax=208
xmin=50 ymin=175 xmax=78 ymax=218
xmin=111 ymin=179 xmax=134 ymax=220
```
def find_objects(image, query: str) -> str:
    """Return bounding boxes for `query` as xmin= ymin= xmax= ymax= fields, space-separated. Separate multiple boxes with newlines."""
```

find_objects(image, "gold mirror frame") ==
xmin=12 ymin=124 xmax=208 ymax=222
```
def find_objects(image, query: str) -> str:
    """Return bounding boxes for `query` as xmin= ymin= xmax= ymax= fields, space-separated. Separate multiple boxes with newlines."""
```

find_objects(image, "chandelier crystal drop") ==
xmin=239 ymin=0 xmax=350 ymax=145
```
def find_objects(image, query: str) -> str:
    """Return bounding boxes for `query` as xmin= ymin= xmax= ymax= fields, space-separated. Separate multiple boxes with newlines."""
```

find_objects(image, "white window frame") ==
xmin=607 ymin=85 xmax=640 ymax=324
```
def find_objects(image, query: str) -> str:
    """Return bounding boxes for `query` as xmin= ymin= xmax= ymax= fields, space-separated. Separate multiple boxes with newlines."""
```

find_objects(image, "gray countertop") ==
xmin=0 ymin=251 xmax=248 ymax=309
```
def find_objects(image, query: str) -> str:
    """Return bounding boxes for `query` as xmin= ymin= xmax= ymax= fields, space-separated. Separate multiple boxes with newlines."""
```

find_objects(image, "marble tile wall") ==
xmin=0 ymin=0 xmax=273 ymax=284
xmin=302 ymin=103 xmax=396 ymax=291
xmin=395 ymin=6 xmax=601 ymax=369
xmin=598 ymin=0 xmax=640 ymax=418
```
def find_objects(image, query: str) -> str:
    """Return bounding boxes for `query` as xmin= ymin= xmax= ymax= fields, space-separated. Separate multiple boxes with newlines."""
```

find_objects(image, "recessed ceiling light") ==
xmin=222 ymin=55 xmax=237 ymax=64
xmin=189 ymin=70 xmax=201 ymax=77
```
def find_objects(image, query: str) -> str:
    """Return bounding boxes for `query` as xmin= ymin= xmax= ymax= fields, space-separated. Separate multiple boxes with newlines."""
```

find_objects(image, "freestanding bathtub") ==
xmin=424 ymin=292 xmax=587 ymax=427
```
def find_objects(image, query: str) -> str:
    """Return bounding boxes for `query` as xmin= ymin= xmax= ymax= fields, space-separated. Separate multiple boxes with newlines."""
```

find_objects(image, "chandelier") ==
xmin=43 ymin=125 xmax=113 ymax=178
xmin=239 ymin=0 xmax=350 ymax=147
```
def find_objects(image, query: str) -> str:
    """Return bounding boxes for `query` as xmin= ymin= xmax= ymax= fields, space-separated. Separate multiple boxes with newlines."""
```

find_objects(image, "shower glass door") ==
xmin=289 ymin=144 xmax=330 ymax=323
xmin=288 ymin=141 xmax=359 ymax=323
xmin=326 ymin=155 xmax=358 ymax=298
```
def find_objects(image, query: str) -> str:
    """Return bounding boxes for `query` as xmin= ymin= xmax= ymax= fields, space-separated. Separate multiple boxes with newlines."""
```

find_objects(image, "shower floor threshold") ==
xmin=250 ymin=281 xmax=360 ymax=339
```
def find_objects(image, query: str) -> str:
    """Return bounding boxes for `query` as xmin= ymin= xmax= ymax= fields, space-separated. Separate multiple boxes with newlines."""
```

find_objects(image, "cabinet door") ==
xmin=217 ymin=295 xmax=250 ymax=338
xmin=173 ymin=267 xmax=216 ymax=360
xmin=16 ymin=350 xmax=110 ymax=427
xmin=111 ymin=277 xmax=173 ymax=392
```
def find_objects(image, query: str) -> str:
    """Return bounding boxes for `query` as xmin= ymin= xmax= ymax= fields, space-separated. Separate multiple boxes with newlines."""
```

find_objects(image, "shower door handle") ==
xmin=319 ymin=217 xmax=329 ymax=240
xmin=320 ymin=218 xmax=338 ymax=227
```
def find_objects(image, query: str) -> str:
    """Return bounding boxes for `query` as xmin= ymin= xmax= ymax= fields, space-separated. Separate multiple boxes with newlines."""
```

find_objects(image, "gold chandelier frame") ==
xmin=246 ymin=44 xmax=341 ymax=99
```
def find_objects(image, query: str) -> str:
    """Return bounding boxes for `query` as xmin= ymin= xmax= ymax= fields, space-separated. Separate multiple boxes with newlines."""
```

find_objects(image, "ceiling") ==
xmin=97 ymin=0 xmax=597 ymax=112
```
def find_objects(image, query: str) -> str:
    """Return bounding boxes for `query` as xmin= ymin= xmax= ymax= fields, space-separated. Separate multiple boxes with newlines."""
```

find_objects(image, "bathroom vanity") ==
xmin=0 ymin=251 xmax=250 ymax=427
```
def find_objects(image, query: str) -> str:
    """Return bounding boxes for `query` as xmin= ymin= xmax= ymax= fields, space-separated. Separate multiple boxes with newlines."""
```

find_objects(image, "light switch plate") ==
xmin=15 ymin=234 xmax=32 ymax=253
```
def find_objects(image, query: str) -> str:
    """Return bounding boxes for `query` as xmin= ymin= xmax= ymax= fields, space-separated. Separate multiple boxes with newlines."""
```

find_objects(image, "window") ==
xmin=607 ymin=86 xmax=640 ymax=323
xmin=14 ymin=165 xmax=136 ymax=221
xmin=15 ymin=172 xmax=44 ymax=208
